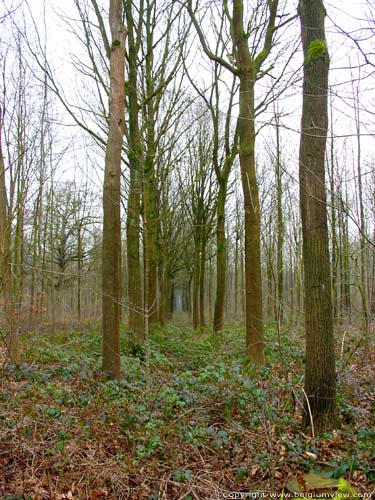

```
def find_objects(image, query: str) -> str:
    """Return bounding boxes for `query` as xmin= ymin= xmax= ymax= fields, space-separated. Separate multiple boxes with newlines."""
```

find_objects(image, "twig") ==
xmin=301 ymin=386 xmax=315 ymax=438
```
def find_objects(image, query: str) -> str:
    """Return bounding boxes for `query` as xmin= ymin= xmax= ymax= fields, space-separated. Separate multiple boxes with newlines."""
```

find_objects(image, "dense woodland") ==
xmin=0 ymin=0 xmax=374 ymax=498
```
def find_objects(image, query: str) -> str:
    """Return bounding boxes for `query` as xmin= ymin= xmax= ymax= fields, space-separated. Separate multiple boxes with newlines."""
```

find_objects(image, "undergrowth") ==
xmin=0 ymin=324 xmax=373 ymax=499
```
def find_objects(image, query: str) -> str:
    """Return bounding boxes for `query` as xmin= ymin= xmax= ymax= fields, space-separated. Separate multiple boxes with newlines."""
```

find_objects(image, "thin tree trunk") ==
xmin=213 ymin=180 xmax=227 ymax=331
xmin=0 ymin=112 xmax=18 ymax=364
xmin=102 ymin=0 xmax=126 ymax=379
xmin=354 ymin=87 xmax=369 ymax=351
xmin=143 ymin=2 xmax=159 ymax=325
xmin=125 ymin=0 xmax=144 ymax=344
xmin=199 ymin=245 xmax=206 ymax=330
xmin=275 ymin=114 xmax=284 ymax=324
xmin=192 ymin=246 xmax=200 ymax=330
xmin=77 ymin=222 xmax=82 ymax=323
xmin=329 ymin=95 xmax=338 ymax=321
xmin=234 ymin=224 xmax=239 ymax=320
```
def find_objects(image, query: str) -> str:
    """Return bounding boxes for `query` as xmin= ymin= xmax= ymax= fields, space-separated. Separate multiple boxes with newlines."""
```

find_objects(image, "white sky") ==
xmin=2 ymin=0 xmax=375 ymax=230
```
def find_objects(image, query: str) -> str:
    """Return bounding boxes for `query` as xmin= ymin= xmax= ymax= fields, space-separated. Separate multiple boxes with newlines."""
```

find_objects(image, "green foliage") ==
xmin=136 ymin=433 xmax=163 ymax=457
xmin=1 ymin=324 xmax=372 ymax=496
xmin=172 ymin=469 xmax=192 ymax=482
xmin=46 ymin=407 xmax=61 ymax=418
xmin=236 ymin=466 xmax=249 ymax=479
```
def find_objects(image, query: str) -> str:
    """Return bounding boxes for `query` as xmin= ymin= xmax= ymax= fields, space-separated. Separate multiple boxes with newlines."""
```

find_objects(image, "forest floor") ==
xmin=0 ymin=322 xmax=374 ymax=500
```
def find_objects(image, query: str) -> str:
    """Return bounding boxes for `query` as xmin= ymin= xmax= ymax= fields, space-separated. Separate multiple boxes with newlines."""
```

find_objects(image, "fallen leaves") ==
xmin=1 ymin=325 xmax=374 ymax=499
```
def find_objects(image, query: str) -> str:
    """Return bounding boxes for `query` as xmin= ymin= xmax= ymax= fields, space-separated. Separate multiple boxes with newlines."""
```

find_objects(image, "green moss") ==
xmin=112 ymin=39 xmax=121 ymax=47
xmin=307 ymin=39 xmax=327 ymax=63
xmin=335 ymin=478 xmax=358 ymax=499
xmin=254 ymin=49 xmax=266 ymax=68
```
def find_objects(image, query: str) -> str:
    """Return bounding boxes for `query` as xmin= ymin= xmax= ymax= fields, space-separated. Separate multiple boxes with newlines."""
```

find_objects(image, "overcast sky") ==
xmin=2 ymin=0 xmax=374 ymax=209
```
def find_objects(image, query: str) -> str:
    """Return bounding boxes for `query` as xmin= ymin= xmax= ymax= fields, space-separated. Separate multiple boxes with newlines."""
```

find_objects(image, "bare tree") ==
xmin=186 ymin=0 xmax=297 ymax=363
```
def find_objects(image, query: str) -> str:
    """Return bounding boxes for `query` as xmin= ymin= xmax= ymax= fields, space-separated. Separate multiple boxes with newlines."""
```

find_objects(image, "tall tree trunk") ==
xmin=199 ymin=244 xmax=206 ymax=330
xmin=213 ymin=180 xmax=227 ymax=331
xmin=299 ymin=0 xmax=336 ymax=432
xmin=77 ymin=222 xmax=82 ymax=323
xmin=187 ymin=0 xmax=278 ymax=360
xmin=342 ymin=188 xmax=351 ymax=318
xmin=353 ymin=87 xmax=369 ymax=351
xmin=192 ymin=245 xmax=200 ymax=330
xmin=234 ymin=224 xmax=239 ymax=320
xmin=143 ymin=1 xmax=159 ymax=325
xmin=102 ymin=0 xmax=126 ymax=379
xmin=125 ymin=0 xmax=144 ymax=344
xmin=329 ymin=95 xmax=338 ymax=321
xmin=371 ymin=184 xmax=375 ymax=314
xmin=143 ymin=143 xmax=158 ymax=324
xmin=233 ymin=1 xmax=264 ymax=364
xmin=234 ymin=195 xmax=242 ymax=320
xmin=275 ymin=114 xmax=284 ymax=324
xmin=158 ymin=262 xmax=171 ymax=325
xmin=0 ymin=112 xmax=18 ymax=364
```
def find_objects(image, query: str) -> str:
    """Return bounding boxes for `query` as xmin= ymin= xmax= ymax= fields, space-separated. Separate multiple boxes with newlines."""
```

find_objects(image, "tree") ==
xmin=124 ymin=0 xmax=144 ymax=344
xmin=140 ymin=0 xmax=188 ymax=326
xmin=102 ymin=0 xmax=126 ymax=379
xmin=180 ymin=109 xmax=217 ymax=330
xmin=187 ymin=0 xmax=284 ymax=364
xmin=352 ymin=78 xmax=370 ymax=352
xmin=298 ymin=0 xmax=337 ymax=432
xmin=185 ymin=55 xmax=239 ymax=332
xmin=0 ymin=97 xmax=18 ymax=364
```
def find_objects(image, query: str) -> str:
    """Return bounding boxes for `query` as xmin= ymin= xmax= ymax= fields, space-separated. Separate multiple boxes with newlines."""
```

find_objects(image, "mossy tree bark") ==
xmin=298 ymin=0 xmax=337 ymax=432
xmin=102 ymin=0 xmax=126 ymax=379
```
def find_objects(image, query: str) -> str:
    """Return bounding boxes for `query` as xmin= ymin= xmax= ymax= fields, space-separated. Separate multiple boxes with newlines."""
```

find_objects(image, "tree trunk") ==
xmin=0 ymin=113 xmax=18 ymax=364
xmin=299 ymin=0 xmax=337 ymax=432
xmin=213 ymin=180 xmax=227 ymax=331
xmin=275 ymin=114 xmax=284 ymax=324
xmin=77 ymin=222 xmax=82 ymax=323
xmin=353 ymin=86 xmax=369 ymax=351
xmin=143 ymin=3 xmax=159 ymax=325
xmin=102 ymin=0 xmax=126 ymax=379
xmin=192 ymin=245 xmax=200 ymax=330
xmin=329 ymin=96 xmax=338 ymax=321
xmin=199 ymin=244 xmax=206 ymax=330
xmin=233 ymin=0 xmax=264 ymax=363
xmin=125 ymin=0 xmax=144 ymax=344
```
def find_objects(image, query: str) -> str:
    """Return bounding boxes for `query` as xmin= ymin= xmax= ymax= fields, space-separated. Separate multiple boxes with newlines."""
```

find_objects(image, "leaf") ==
xmin=184 ymin=469 xmax=192 ymax=480
xmin=46 ymin=407 xmax=61 ymax=418
xmin=236 ymin=466 xmax=249 ymax=479
xmin=172 ymin=470 xmax=182 ymax=481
